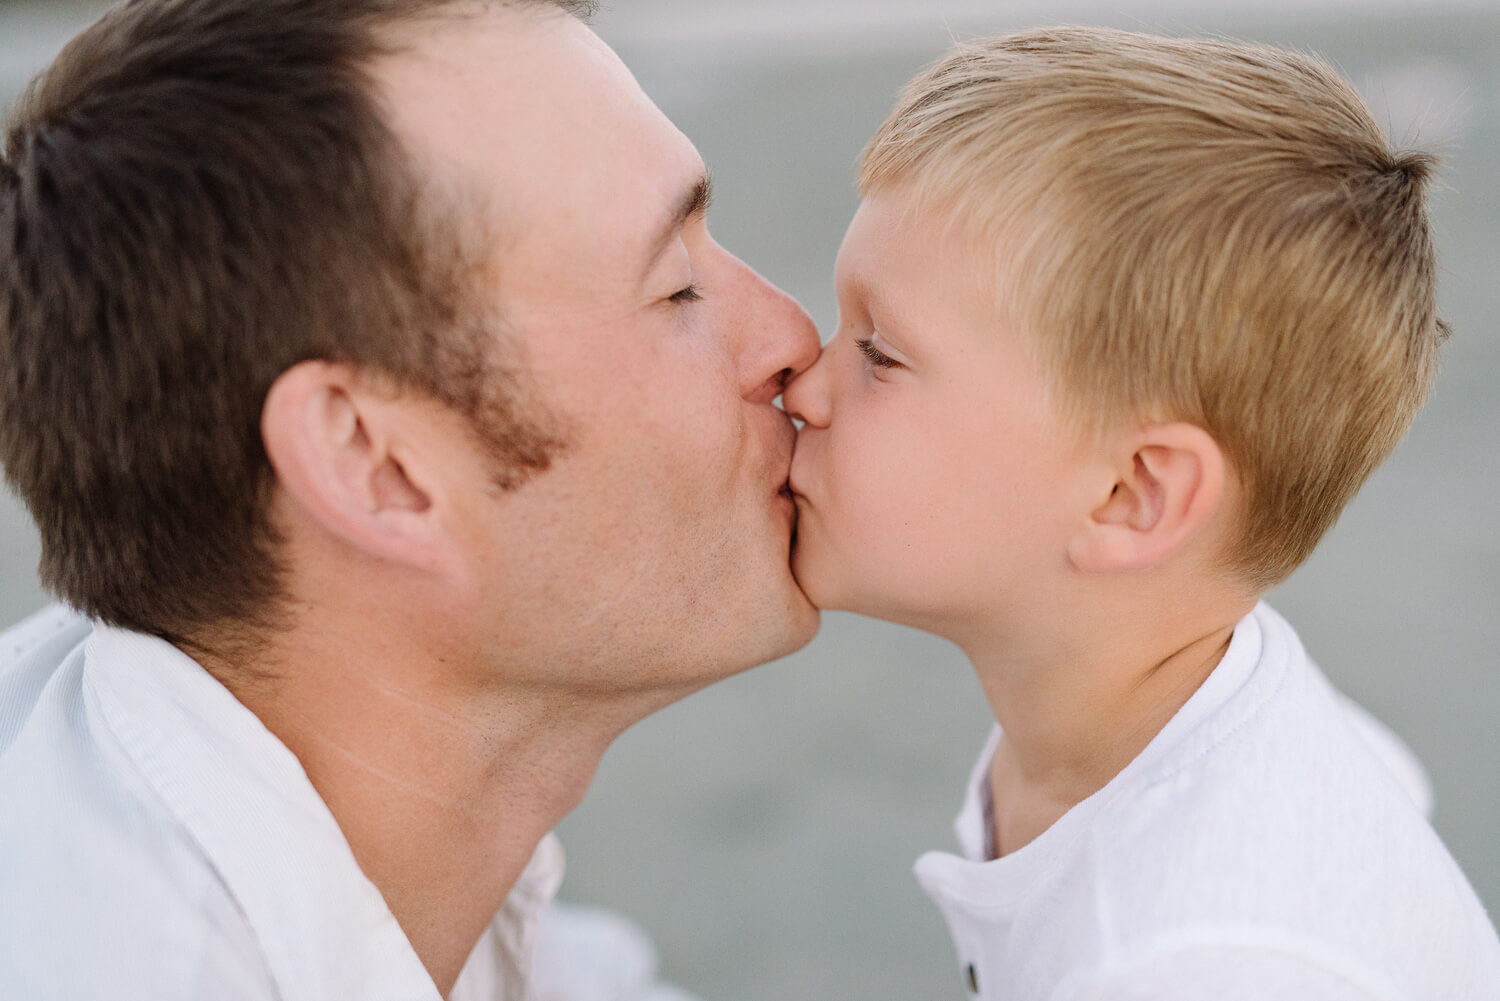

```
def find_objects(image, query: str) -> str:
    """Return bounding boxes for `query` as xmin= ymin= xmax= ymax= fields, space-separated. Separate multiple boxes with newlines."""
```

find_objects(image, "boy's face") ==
xmin=784 ymin=190 xmax=1091 ymax=635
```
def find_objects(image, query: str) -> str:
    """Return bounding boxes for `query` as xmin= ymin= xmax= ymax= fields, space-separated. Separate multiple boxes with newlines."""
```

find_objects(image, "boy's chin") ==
xmin=792 ymin=565 xmax=938 ymax=633
xmin=790 ymin=536 xmax=903 ymax=619
xmin=789 ymin=553 xmax=871 ymax=618
xmin=789 ymin=544 xmax=839 ymax=611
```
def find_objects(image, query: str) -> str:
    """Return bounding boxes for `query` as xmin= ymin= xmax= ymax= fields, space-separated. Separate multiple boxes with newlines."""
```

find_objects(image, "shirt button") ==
xmin=966 ymin=962 xmax=979 ymax=994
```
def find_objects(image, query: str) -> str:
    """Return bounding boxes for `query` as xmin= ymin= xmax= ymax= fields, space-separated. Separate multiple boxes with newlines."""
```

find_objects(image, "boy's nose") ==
xmin=782 ymin=344 xmax=831 ymax=428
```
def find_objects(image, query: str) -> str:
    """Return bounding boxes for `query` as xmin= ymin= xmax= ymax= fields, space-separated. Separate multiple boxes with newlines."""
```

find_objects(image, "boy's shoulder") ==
xmin=916 ymin=605 xmax=1500 ymax=1000
xmin=1084 ymin=603 xmax=1500 ymax=995
xmin=1109 ymin=605 xmax=1432 ymax=839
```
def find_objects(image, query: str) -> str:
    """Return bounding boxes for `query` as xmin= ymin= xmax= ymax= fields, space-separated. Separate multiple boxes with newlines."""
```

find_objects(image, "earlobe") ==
xmin=261 ymin=362 xmax=446 ymax=571
xmin=1068 ymin=424 xmax=1226 ymax=574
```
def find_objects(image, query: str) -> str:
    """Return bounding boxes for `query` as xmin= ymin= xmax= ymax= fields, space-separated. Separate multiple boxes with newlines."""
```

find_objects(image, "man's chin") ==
xmin=782 ymin=597 xmax=821 ymax=653
xmin=768 ymin=561 xmax=823 ymax=658
xmin=705 ymin=595 xmax=818 ymax=684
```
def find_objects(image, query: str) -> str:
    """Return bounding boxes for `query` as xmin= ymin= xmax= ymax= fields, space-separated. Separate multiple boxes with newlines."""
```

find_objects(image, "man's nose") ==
xmin=734 ymin=262 xmax=822 ymax=404
xmin=782 ymin=340 xmax=831 ymax=429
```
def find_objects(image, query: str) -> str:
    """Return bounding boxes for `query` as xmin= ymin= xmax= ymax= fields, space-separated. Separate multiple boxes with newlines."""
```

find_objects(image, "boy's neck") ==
xmin=967 ymin=598 xmax=1253 ymax=858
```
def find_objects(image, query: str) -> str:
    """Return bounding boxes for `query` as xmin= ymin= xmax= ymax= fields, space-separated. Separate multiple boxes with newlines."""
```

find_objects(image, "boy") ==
xmin=784 ymin=26 xmax=1500 ymax=1000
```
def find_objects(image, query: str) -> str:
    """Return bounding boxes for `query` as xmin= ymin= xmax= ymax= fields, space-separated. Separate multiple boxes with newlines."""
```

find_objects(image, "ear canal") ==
xmin=371 ymin=454 xmax=432 ymax=514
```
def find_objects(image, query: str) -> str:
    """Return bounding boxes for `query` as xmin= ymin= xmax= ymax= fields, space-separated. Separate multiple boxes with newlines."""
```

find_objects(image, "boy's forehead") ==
xmin=837 ymin=190 xmax=933 ymax=283
xmin=838 ymin=188 xmax=1023 ymax=328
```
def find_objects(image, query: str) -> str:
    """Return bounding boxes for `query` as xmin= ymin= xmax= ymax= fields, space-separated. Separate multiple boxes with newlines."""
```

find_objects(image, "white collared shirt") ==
xmin=914 ymin=603 xmax=1500 ymax=1001
xmin=0 ymin=605 xmax=692 ymax=1001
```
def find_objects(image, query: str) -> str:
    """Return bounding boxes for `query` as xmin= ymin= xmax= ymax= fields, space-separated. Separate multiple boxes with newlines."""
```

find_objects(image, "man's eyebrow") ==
xmin=678 ymin=174 xmax=713 ymax=224
xmin=643 ymin=174 xmax=713 ymax=269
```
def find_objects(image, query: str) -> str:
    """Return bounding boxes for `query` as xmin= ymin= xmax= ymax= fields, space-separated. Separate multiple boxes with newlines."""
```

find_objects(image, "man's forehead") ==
xmin=371 ymin=4 xmax=701 ymax=262
xmin=372 ymin=7 xmax=623 ymax=162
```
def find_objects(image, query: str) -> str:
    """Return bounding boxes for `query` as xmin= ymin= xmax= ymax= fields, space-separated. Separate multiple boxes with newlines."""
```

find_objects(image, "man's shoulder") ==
xmin=0 ymin=603 xmax=92 ymax=707
xmin=0 ymin=605 xmax=277 ymax=1000
xmin=1 ymin=604 xmax=90 ymax=651
xmin=1 ymin=603 xmax=95 ymax=768
xmin=1 ymin=832 xmax=275 ymax=1001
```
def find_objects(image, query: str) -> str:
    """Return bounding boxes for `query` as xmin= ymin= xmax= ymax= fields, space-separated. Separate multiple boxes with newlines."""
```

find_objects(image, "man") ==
xmin=0 ymin=1 xmax=820 ymax=998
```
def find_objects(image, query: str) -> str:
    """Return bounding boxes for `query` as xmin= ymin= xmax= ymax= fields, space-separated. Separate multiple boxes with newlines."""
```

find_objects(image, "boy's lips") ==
xmin=786 ymin=445 xmax=808 ymax=502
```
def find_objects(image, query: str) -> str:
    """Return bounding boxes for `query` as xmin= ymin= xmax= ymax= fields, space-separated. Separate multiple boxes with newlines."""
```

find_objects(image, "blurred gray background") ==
xmin=2 ymin=1 xmax=1497 ymax=998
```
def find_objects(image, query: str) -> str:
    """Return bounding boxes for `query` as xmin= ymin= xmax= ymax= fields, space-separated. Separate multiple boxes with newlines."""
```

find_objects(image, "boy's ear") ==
xmin=1068 ymin=422 xmax=1227 ymax=574
xmin=261 ymin=361 xmax=455 ymax=574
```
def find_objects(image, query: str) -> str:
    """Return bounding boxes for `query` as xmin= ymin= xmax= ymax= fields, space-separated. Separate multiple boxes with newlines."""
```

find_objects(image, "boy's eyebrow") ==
xmin=851 ymin=274 xmax=919 ymax=356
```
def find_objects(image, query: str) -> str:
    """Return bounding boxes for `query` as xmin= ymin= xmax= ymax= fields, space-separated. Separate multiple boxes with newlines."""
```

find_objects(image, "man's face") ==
xmin=784 ymin=189 xmax=1089 ymax=641
xmin=374 ymin=7 xmax=821 ymax=689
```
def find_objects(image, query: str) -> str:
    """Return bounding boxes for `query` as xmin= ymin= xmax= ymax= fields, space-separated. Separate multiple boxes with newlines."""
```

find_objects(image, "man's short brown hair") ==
xmin=861 ymin=27 xmax=1446 ymax=590
xmin=0 ymin=0 xmax=590 ymax=647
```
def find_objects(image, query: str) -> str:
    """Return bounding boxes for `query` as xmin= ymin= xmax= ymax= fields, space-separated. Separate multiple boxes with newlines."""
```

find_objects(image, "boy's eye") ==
xmin=855 ymin=337 xmax=901 ymax=369
xmin=669 ymin=283 xmax=703 ymax=304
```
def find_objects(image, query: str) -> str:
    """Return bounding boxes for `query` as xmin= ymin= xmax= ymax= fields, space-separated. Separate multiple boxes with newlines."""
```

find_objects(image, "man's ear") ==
xmin=1067 ymin=422 xmax=1227 ymax=574
xmin=261 ymin=361 xmax=452 ymax=573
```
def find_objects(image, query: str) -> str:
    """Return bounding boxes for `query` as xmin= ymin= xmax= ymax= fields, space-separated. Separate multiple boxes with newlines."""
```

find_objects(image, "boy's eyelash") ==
xmin=669 ymin=283 xmax=703 ymax=304
xmin=855 ymin=337 xmax=900 ymax=368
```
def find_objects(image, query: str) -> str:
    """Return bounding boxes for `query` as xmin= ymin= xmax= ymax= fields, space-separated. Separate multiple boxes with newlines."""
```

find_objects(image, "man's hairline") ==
xmin=361 ymin=0 xmax=593 ymax=75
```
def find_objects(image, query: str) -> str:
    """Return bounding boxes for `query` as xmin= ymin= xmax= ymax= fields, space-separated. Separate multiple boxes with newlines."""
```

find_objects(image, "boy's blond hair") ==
xmin=861 ymin=27 xmax=1445 ymax=590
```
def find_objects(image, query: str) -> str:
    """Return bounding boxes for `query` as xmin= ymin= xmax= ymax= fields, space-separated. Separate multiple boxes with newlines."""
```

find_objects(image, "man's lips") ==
xmin=777 ymin=477 xmax=800 ymax=548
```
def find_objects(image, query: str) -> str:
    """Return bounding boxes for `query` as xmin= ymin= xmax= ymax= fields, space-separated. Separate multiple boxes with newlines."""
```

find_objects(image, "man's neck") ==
xmin=964 ymin=596 xmax=1253 ymax=858
xmin=214 ymin=623 xmax=643 ymax=998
